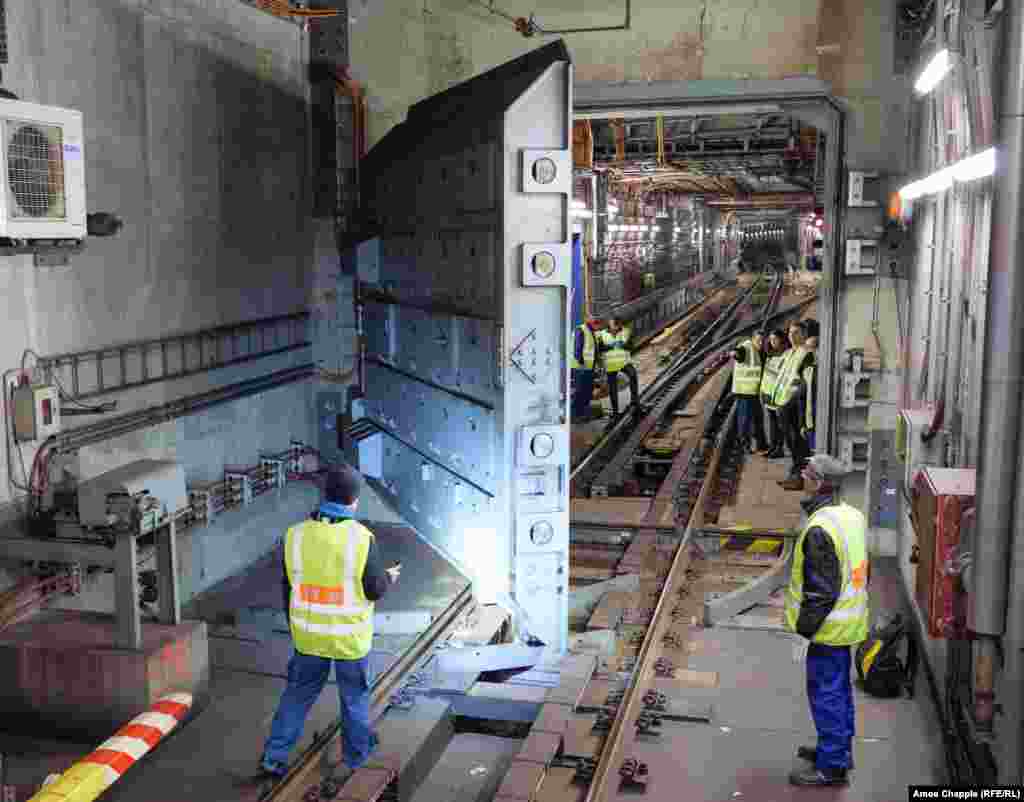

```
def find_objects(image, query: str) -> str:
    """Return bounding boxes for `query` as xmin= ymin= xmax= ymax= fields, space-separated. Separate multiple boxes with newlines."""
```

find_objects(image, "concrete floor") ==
xmin=617 ymin=556 xmax=945 ymax=801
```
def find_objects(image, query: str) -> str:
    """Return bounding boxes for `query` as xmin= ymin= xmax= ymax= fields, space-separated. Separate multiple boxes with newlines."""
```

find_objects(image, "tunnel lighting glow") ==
xmin=571 ymin=200 xmax=587 ymax=209
xmin=952 ymin=147 xmax=996 ymax=181
xmin=570 ymin=209 xmax=594 ymax=219
xmin=915 ymin=48 xmax=951 ymax=95
xmin=899 ymin=147 xmax=995 ymax=201
xmin=814 ymin=218 xmax=823 ymax=227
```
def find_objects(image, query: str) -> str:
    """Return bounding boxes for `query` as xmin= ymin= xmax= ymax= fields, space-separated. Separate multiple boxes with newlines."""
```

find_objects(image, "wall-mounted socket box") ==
xmin=13 ymin=384 xmax=60 ymax=442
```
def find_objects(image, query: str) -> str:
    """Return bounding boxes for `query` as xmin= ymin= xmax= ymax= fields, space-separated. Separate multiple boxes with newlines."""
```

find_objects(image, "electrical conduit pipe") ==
xmin=27 ymin=693 xmax=192 ymax=802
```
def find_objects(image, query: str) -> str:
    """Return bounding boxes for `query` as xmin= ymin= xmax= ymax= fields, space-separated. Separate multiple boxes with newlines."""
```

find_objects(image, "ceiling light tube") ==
xmin=952 ymin=147 xmax=996 ymax=181
xmin=898 ymin=148 xmax=996 ymax=201
xmin=915 ymin=49 xmax=951 ymax=95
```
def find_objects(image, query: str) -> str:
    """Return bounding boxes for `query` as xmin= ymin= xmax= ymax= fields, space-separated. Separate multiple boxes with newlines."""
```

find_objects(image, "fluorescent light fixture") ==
xmin=571 ymin=200 xmax=587 ymax=210
xmin=953 ymin=147 xmax=996 ymax=181
xmin=571 ymin=209 xmax=594 ymax=219
xmin=899 ymin=147 xmax=996 ymax=201
xmin=915 ymin=49 xmax=951 ymax=95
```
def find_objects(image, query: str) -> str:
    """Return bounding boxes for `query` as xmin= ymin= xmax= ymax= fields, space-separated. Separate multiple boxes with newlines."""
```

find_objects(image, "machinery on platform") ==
xmin=76 ymin=459 xmax=188 ymax=533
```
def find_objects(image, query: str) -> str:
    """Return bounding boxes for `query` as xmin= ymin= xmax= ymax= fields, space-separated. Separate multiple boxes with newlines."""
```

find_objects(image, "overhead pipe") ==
xmin=28 ymin=693 xmax=193 ymax=802
xmin=974 ymin=0 xmax=1024 ymax=784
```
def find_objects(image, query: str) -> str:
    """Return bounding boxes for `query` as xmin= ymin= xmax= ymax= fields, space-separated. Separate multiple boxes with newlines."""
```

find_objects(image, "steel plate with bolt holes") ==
xmin=357 ymin=42 xmax=572 ymax=648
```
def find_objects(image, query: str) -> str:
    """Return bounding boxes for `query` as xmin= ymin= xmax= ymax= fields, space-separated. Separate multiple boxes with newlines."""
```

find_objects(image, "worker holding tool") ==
xmin=255 ymin=465 xmax=400 ymax=786
xmin=730 ymin=331 xmax=769 ymax=453
xmin=758 ymin=328 xmax=788 ymax=458
xmin=570 ymin=318 xmax=600 ymax=420
xmin=596 ymin=316 xmax=639 ymax=421
xmin=785 ymin=454 xmax=869 ymax=787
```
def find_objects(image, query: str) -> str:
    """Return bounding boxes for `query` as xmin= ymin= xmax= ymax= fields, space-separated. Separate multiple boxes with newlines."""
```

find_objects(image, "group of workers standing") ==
xmin=570 ymin=316 xmax=640 ymax=422
xmin=733 ymin=315 xmax=872 ymax=788
xmin=731 ymin=317 xmax=820 ymax=492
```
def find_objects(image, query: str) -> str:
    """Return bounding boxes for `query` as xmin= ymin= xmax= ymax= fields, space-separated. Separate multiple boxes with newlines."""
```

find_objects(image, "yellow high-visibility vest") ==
xmin=731 ymin=339 xmax=762 ymax=396
xmin=760 ymin=354 xmax=785 ymax=403
xmin=285 ymin=518 xmax=374 ymax=660
xmin=570 ymin=324 xmax=597 ymax=370
xmin=597 ymin=326 xmax=633 ymax=373
xmin=772 ymin=345 xmax=810 ymax=408
xmin=784 ymin=502 xmax=870 ymax=646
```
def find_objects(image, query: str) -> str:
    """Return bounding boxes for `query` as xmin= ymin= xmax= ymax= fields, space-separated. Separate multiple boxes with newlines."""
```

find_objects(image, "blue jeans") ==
xmin=807 ymin=430 xmax=816 ymax=452
xmin=806 ymin=643 xmax=854 ymax=770
xmin=261 ymin=650 xmax=374 ymax=775
xmin=571 ymin=368 xmax=595 ymax=418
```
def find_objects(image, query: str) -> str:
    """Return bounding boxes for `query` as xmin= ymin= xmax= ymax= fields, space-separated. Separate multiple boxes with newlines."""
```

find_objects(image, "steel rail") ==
xmin=572 ymin=280 xmax=756 ymax=484
xmin=265 ymin=584 xmax=476 ymax=802
xmin=583 ymin=401 xmax=738 ymax=802
xmin=572 ymin=289 xmax=814 ymax=485
xmin=579 ymin=274 xmax=782 ymax=493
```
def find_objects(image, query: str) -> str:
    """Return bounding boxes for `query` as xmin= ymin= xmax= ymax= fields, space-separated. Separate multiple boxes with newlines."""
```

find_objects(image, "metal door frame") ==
xmin=572 ymin=79 xmax=847 ymax=454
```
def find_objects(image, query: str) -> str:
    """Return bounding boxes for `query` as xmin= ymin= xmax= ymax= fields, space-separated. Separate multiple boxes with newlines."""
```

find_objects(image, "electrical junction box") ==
xmin=13 ymin=384 xmax=60 ymax=442
xmin=911 ymin=467 xmax=974 ymax=638
xmin=77 ymin=460 xmax=187 ymax=530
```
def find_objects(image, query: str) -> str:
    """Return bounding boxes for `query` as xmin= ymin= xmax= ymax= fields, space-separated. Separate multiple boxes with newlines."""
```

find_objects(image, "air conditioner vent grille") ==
xmin=7 ymin=122 xmax=66 ymax=220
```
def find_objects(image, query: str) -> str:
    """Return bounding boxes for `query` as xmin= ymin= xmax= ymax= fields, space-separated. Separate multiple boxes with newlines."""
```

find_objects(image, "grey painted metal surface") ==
xmin=992 ymin=0 xmax=1024 ymax=783
xmin=356 ymin=42 xmax=572 ymax=652
xmin=703 ymin=539 xmax=793 ymax=627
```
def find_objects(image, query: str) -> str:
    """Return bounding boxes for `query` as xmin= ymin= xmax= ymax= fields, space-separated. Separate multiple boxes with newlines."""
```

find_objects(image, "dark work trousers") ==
xmin=571 ymin=368 xmax=595 ymax=419
xmin=781 ymin=402 xmax=810 ymax=475
xmin=750 ymin=395 xmax=768 ymax=450
xmin=735 ymin=396 xmax=768 ymax=450
xmin=765 ymin=406 xmax=786 ymax=453
xmin=806 ymin=643 xmax=855 ymax=771
xmin=607 ymin=364 xmax=639 ymax=417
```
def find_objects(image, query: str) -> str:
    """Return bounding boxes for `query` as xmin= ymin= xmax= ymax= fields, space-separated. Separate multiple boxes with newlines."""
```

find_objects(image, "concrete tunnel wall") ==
xmin=0 ymin=0 xmax=341 ymax=600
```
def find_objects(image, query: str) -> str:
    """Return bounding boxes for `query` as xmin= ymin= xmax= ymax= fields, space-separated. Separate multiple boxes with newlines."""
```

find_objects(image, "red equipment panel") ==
xmin=912 ymin=467 xmax=975 ymax=638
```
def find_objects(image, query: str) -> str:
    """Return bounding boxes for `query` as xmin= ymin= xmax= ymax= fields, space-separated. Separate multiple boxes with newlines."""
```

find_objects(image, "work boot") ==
xmin=789 ymin=767 xmax=849 ymax=787
xmin=778 ymin=476 xmax=804 ymax=491
xmin=797 ymin=746 xmax=854 ymax=770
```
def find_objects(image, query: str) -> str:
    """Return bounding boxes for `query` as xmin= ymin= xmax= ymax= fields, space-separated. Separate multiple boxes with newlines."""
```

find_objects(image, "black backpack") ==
xmin=855 ymin=614 xmax=918 ymax=698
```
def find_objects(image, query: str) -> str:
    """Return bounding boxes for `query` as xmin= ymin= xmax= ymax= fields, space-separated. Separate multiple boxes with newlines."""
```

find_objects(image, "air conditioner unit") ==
xmin=0 ymin=100 xmax=86 ymax=243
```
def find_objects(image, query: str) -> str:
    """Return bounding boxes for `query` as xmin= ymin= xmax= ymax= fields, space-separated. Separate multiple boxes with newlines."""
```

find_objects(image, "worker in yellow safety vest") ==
xmin=257 ymin=465 xmax=400 ymax=786
xmin=570 ymin=320 xmax=600 ymax=420
xmin=785 ymin=454 xmax=869 ymax=787
xmin=774 ymin=319 xmax=816 ymax=491
xmin=596 ymin=317 xmax=639 ymax=420
xmin=730 ymin=331 xmax=768 ymax=453
xmin=758 ymin=328 xmax=789 ymax=458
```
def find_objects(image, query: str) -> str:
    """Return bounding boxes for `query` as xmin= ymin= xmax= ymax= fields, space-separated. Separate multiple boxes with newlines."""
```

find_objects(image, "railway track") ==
xmin=262 ymin=586 xmax=476 ymax=802
xmin=263 ymin=273 xmax=816 ymax=802
xmin=564 ymin=277 xmax=820 ymax=801
xmin=573 ymin=273 xmax=813 ymax=499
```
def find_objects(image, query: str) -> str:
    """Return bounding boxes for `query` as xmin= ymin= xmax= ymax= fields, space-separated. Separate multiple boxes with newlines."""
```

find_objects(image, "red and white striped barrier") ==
xmin=29 ymin=692 xmax=193 ymax=802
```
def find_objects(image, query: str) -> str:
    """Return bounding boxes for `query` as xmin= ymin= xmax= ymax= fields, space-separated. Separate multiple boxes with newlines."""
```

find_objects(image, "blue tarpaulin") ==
xmin=570 ymin=234 xmax=584 ymax=328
